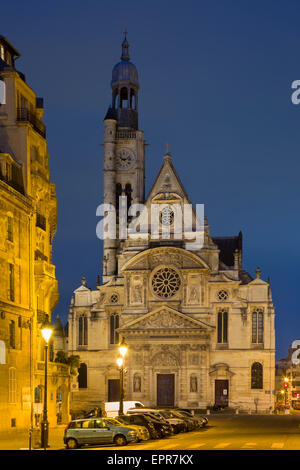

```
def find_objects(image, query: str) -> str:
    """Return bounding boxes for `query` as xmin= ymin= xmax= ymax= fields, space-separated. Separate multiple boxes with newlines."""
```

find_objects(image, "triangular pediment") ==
xmin=145 ymin=155 xmax=192 ymax=206
xmin=119 ymin=306 xmax=214 ymax=332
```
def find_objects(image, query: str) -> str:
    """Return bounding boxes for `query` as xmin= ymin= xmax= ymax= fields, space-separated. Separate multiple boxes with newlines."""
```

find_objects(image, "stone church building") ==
xmin=63 ymin=35 xmax=275 ymax=414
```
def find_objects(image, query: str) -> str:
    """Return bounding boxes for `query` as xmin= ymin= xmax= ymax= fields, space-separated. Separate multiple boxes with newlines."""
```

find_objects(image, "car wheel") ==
xmin=114 ymin=434 xmax=127 ymax=446
xmin=66 ymin=438 xmax=78 ymax=449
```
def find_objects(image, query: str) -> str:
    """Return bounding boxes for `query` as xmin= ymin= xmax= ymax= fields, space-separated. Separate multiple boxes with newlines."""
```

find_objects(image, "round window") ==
xmin=110 ymin=294 xmax=119 ymax=304
xmin=217 ymin=290 xmax=229 ymax=301
xmin=152 ymin=267 xmax=181 ymax=298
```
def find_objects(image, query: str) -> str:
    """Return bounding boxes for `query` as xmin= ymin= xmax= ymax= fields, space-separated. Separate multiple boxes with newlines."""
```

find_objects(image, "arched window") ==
xmin=252 ymin=309 xmax=264 ymax=343
xmin=110 ymin=313 xmax=119 ymax=345
xmin=78 ymin=315 xmax=88 ymax=346
xmin=116 ymin=183 xmax=122 ymax=214
xmin=120 ymin=87 xmax=128 ymax=108
xmin=0 ymin=340 xmax=6 ymax=364
xmin=251 ymin=362 xmax=263 ymax=389
xmin=217 ymin=309 xmax=228 ymax=343
xmin=78 ymin=363 xmax=87 ymax=389
xmin=125 ymin=184 xmax=132 ymax=212
xmin=9 ymin=320 xmax=15 ymax=349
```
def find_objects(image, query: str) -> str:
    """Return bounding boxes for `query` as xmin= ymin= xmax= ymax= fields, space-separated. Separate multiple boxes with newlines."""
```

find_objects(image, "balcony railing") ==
xmin=16 ymin=107 xmax=46 ymax=138
xmin=116 ymin=130 xmax=136 ymax=140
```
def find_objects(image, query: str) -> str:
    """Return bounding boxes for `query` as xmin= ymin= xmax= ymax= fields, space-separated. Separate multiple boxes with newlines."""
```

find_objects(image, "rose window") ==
xmin=217 ymin=290 xmax=229 ymax=301
xmin=152 ymin=267 xmax=181 ymax=298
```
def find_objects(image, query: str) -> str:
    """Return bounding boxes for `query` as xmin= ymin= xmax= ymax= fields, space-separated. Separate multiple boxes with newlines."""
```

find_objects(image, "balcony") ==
xmin=34 ymin=260 xmax=56 ymax=278
xmin=36 ymin=212 xmax=46 ymax=231
xmin=16 ymin=107 xmax=46 ymax=138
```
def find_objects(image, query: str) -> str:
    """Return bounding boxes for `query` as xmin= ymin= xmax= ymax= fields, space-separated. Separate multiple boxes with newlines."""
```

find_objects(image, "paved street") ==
xmin=2 ymin=415 xmax=300 ymax=451
xmin=76 ymin=415 xmax=300 ymax=451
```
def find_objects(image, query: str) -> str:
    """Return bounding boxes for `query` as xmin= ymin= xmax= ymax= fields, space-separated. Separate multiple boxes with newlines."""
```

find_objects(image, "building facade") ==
xmin=275 ymin=342 xmax=300 ymax=410
xmin=66 ymin=35 xmax=276 ymax=414
xmin=0 ymin=36 xmax=70 ymax=432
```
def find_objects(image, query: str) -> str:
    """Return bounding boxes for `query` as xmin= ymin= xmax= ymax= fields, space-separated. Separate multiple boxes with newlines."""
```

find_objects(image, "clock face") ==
xmin=116 ymin=148 xmax=135 ymax=170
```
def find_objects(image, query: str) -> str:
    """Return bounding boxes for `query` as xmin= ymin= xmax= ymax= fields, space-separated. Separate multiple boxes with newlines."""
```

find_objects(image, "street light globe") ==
xmin=41 ymin=322 xmax=53 ymax=343
xmin=119 ymin=338 xmax=128 ymax=358
xmin=284 ymin=377 xmax=289 ymax=382
xmin=116 ymin=356 xmax=124 ymax=368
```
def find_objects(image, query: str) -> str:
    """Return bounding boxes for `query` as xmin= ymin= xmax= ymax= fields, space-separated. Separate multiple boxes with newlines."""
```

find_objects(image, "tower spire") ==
xmin=121 ymin=29 xmax=130 ymax=61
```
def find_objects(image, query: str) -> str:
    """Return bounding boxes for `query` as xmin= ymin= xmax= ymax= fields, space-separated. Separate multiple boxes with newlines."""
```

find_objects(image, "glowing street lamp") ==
xmin=117 ymin=338 xmax=128 ymax=416
xmin=40 ymin=321 xmax=53 ymax=450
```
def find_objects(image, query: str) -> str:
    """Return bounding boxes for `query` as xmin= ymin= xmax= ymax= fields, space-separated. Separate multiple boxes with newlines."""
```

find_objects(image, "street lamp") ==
xmin=283 ymin=377 xmax=289 ymax=408
xmin=40 ymin=321 xmax=53 ymax=450
xmin=117 ymin=337 xmax=128 ymax=416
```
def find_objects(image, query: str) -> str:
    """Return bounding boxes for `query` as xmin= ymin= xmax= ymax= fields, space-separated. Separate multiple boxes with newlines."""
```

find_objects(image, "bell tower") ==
xmin=103 ymin=33 xmax=145 ymax=281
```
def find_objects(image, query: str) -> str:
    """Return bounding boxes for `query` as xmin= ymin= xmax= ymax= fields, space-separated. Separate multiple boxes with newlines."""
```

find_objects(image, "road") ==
xmin=2 ymin=414 xmax=300 ymax=451
xmin=75 ymin=415 xmax=300 ymax=451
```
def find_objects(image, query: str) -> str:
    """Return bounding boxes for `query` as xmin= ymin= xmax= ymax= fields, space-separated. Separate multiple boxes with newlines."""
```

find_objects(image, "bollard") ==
xmin=235 ymin=408 xmax=239 ymax=415
xmin=207 ymin=409 xmax=210 ymax=415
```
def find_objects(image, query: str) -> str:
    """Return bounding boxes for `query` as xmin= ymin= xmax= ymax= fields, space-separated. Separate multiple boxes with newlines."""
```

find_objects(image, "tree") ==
xmin=55 ymin=350 xmax=80 ymax=376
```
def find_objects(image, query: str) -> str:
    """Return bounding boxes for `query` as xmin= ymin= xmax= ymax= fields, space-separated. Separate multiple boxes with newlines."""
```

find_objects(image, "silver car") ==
xmin=64 ymin=417 xmax=137 ymax=448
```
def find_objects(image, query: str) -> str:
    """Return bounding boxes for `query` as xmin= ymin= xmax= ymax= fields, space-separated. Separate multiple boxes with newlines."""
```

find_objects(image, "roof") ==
xmin=0 ymin=36 xmax=21 ymax=57
xmin=212 ymin=232 xmax=242 ymax=267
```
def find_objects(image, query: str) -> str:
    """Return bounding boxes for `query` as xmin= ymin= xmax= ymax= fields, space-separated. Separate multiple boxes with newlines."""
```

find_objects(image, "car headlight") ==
xmin=128 ymin=431 xmax=136 ymax=435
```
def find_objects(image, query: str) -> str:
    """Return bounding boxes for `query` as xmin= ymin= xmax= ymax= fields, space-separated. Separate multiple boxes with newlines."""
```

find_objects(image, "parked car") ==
xmin=128 ymin=408 xmax=186 ymax=433
xmin=168 ymin=410 xmax=197 ymax=430
xmin=175 ymin=409 xmax=205 ymax=428
xmin=64 ymin=417 xmax=137 ymax=449
xmin=156 ymin=410 xmax=191 ymax=432
xmin=105 ymin=401 xmax=144 ymax=418
xmin=104 ymin=417 xmax=150 ymax=442
xmin=117 ymin=414 xmax=161 ymax=440
xmin=141 ymin=413 xmax=174 ymax=437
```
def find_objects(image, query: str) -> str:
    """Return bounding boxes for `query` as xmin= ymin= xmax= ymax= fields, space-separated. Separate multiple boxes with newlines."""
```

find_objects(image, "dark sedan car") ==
xmin=142 ymin=413 xmax=173 ymax=437
xmin=147 ymin=410 xmax=187 ymax=433
xmin=159 ymin=410 xmax=194 ymax=431
xmin=119 ymin=413 xmax=167 ymax=439
xmin=176 ymin=409 xmax=208 ymax=427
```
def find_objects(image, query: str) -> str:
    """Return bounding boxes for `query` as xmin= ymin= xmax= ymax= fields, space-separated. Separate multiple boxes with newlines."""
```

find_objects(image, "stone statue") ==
xmin=190 ymin=376 xmax=198 ymax=393
xmin=189 ymin=285 xmax=200 ymax=304
xmin=133 ymin=374 xmax=141 ymax=392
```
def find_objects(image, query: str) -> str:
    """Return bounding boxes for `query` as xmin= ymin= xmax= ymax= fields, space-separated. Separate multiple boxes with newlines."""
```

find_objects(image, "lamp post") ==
xmin=283 ymin=377 xmax=289 ymax=407
xmin=40 ymin=322 xmax=53 ymax=450
xmin=117 ymin=337 xmax=128 ymax=416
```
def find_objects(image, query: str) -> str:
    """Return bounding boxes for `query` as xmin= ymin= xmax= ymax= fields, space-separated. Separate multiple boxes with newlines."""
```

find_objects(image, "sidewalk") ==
xmin=0 ymin=425 xmax=66 ymax=451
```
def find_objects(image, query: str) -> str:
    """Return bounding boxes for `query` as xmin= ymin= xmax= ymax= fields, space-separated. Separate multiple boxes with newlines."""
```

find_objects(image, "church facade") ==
xmin=64 ymin=36 xmax=275 ymax=414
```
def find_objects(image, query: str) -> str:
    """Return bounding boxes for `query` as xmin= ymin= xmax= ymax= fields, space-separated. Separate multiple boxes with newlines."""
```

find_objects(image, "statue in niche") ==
xmin=189 ymin=285 xmax=200 ymax=304
xmin=133 ymin=374 xmax=141 ymax=392
xmin=190 ymin=376 xmax=198 ymax=393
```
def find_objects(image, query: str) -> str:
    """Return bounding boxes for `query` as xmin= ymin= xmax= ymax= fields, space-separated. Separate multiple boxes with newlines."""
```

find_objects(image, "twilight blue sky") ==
xmin=2 ymin=0 xmax=300 ymax=359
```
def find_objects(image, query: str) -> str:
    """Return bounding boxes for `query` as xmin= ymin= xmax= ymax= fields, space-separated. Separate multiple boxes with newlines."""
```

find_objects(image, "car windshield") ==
xmin=104 ymin=418 xmax=120 ymax=426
